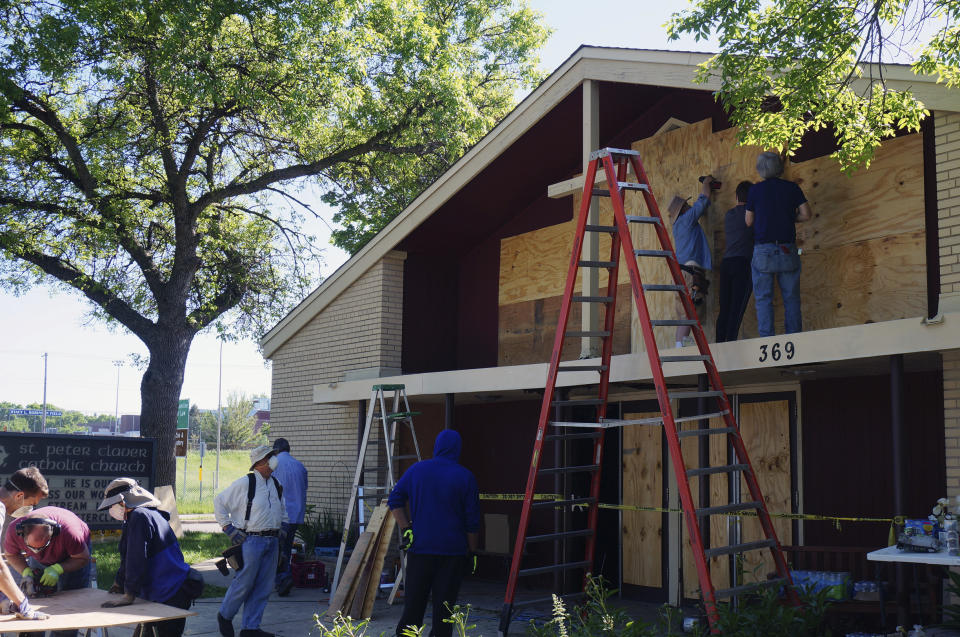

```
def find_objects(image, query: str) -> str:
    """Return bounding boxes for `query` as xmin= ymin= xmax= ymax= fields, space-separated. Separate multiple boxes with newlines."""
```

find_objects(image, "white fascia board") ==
xmin=312 ymin=312 xmax=960 ymax=404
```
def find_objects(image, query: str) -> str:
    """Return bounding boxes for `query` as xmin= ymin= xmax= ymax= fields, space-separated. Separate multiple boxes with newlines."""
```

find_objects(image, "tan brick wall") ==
xmin=937 ymin=112 xmax=960 ymax=299
xmin=268 ymin=251 xmax=406 ymax=520
xmin=938 ymin=112 xmax=960 ymax=505
xmin=946 ymin=351 xmax=960 ymax=499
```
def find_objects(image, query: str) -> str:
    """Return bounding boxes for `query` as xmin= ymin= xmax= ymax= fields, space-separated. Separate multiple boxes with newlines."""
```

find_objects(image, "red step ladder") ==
xmin=498 ymin=148 xmax=797 ymax=635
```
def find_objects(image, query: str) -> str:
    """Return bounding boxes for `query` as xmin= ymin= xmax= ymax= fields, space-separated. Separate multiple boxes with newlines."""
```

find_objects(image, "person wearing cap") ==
xmin=667 ymin=176 xmax=716 ymax=348
xmin=0 ymin=467 xmax=50 ymax=622
xmin=214 ymin=445 xmax=288 ymax=637
xmin=270 ymin=437 xmax=307 ymax=596
xmin=4 ymin=505 xmax=90 ymax=635
xmin=97 ymin=478 xmax=201 ymax=637
xmin=388 ymin=430 xmax=481 ymax=637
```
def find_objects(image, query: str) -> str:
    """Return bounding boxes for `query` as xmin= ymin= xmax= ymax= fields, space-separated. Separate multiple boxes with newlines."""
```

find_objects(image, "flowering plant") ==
xmin=931 ymin=497 xmax=953 ymax=529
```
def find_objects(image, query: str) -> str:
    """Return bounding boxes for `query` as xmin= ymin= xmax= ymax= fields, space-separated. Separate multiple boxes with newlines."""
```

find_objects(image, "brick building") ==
xmin=261 ymin=48 xmax=960 ymax=606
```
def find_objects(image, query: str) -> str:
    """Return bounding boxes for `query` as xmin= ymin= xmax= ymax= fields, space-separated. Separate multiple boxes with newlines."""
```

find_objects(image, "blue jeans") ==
xmin=219 ymin=535 xmax=279 ymax=631
xmin=27 ymin=555 xmax=92 ymax=637
xmin=751 ymin=243 xmax=802 ymax=337
xmin=275 ymin=522 xmax=297 ymax=589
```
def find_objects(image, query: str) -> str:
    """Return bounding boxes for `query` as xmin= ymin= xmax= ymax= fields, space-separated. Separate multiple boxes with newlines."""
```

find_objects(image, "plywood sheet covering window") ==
xmin=738 ymin=400 xmax=792 ymax=583
xmin=497 ymin=120 xmax=924 ymax=364
xmin=627 ymin=121 xmax=925 ymax=349
xmin=622 ymin=413 xmax=663 ymax=587
xmin=681 ymin=414 xmax=731 ymax=599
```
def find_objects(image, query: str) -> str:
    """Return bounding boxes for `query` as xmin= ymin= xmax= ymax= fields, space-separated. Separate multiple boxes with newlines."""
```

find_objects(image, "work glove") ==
xmin=468 ymin=552 xmax=478 ymax=575
xmin=15 ymin=597 xmax=49 ymax=621
xmin=101 ymin=592 xmax=135 ymax=608
xmin=224 ymin=524 xmax=246 ymax=545
xmin=39 ymin=563 xmax=63 ymax=587
xmin=20 ymin=573 xmax=36 ymax=596
xmin=400 ymin=527 xmax=414 ymax=551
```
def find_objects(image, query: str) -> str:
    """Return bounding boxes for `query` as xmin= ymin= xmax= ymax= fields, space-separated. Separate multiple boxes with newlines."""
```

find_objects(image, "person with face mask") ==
xmin=0 ymin=467 xmax=50 ymax=622
xmin=214 ymin=446 xmax=288 ymax=637
xmin=95 ymin=478 xmax=202 ymax=637
xmin=4 ymin=505 xmax=90 ymax=636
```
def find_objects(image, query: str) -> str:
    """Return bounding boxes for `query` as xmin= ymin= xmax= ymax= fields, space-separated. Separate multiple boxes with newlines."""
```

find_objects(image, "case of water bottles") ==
xmin=790 ymin=570 xmax=852 ymax=600
xmin=852 ymin=579 xmax=881 ymax=601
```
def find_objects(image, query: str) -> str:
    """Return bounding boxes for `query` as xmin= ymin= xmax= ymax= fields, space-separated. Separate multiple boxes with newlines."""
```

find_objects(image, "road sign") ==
xmin=174 ymin=429 xmax=187 ymax=457
xmin=176 ymin=399 xmax=189 ymax=429
xmin=7 ymin=409 xmax=63 ymax=417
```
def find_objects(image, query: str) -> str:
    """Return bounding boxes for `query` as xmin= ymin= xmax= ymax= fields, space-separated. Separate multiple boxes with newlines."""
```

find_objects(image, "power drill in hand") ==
xmin=699 ymin=175 xmax=722 ymax=190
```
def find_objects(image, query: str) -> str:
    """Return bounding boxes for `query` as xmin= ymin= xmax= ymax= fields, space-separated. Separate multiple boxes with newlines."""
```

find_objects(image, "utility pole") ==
xmin=41 ymin=353 xmax=48 ymax=433
xmin=113 ymin=360 xmax=124 ymax=434
xmin=215 ymin=340 xmax=223 ymax=491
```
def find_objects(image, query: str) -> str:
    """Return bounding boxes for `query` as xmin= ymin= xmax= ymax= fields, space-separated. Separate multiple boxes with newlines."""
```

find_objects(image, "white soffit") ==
xmin=312 ymin=312 xmax=960 ymax=404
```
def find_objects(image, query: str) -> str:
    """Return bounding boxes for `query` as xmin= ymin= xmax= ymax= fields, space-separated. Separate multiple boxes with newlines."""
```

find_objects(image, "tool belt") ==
xmin=679 ymin=264 xmax=710 ymax=305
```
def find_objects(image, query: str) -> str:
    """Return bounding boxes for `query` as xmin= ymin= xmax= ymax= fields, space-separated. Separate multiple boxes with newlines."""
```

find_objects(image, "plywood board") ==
xmin=738 ymin=400 xmax=792 ymax=583
xmin=680 ymin=414 xmax=730 ymax=599
xmin=498 ymin=283 xmax=632 ymax=366
xmin=357 ymin=508 xmax=396 ymax=619
xmin=328 ymin=531 xmax=375 ymax=616
xmin=0 ymin=587 xmax=194 ymax=633
xmin=622 ymin=413 xmax=663 ymax=587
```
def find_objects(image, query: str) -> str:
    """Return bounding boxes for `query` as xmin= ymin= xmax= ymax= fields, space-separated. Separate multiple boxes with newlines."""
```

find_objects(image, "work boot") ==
xmin=239 ymin=630 xmax=274 ymax=637
xmin=218 ymin=613 xmax=235 ymax=637
xmin=277 ymin=576 xmax=294 ymax=597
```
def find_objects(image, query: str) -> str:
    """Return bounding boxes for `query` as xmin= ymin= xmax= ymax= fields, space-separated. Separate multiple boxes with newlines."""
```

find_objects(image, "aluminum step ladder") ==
xmin=498 ymin=148 xmax=797 ymax=635
xmin=330 ymin=383 xmax=422 ymax=600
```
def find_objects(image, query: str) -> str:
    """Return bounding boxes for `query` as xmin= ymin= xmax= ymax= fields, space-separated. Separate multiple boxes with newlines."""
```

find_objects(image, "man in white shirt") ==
xmin=214 ymin=446 xmax=288 ymax=637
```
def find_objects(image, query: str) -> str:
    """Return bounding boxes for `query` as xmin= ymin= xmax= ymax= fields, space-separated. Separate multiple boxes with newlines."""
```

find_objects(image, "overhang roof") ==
xmin=260 ymin=46 xmax=960 ymax=358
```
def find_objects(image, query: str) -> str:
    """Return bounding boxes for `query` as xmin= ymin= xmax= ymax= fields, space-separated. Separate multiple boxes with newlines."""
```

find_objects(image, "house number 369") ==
xmin=758 ymin=341 xmax=795 ymax=363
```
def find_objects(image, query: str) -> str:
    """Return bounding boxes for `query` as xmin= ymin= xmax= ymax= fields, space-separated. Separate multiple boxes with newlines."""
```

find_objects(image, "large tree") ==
xmin=0 ymin=0 xmax=547 ymax=485
xmin=667 ymin=0 xmax=958 ymax=169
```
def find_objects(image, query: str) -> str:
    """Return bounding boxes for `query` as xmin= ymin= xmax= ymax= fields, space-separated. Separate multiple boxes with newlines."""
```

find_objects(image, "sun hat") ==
xmin=667 ymin=195 xmax=690 ymax=224
xmin=96 ymin=477 xmax=161 ymax=510
xmin=249 ymin=445 xmax=276 ymax=470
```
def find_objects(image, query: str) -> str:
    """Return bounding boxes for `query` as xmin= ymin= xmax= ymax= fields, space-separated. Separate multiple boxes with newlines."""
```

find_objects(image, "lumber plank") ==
xmin=341 ymin=503 xmax=390 ymax=617
xmin=327 ymin=532 xmax=374 ymax=617
xmin=359 ymin=510 xmax=397 ymax=619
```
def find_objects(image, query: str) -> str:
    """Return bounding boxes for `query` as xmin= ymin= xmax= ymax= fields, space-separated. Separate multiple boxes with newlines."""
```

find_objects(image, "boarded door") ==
xmin=622 ymin=412 xmax=663 ymax=589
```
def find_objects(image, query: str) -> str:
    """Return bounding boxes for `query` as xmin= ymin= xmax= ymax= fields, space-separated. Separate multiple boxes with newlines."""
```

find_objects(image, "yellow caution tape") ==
xmin=479 ymin=493 xmax=904 ymax=531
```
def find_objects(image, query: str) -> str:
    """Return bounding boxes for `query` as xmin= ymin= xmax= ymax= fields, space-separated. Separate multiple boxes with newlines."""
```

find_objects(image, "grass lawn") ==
xmin=93 ymin=531 xmax=231 ymax=598
xmin=174 ymin=449 xmax=251 ymax=514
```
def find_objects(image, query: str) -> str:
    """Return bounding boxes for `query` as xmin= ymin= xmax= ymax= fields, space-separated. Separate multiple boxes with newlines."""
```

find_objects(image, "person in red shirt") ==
xmin=4 ymin=506 xmax=91 ymax=637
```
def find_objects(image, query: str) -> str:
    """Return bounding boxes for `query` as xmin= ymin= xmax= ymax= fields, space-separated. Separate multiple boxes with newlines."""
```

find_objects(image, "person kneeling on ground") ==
xmin=97 ymin=478 xmax=203 ymax=637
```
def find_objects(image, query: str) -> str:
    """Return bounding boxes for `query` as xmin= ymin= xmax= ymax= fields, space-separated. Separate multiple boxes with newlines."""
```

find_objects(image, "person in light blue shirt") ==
xmin=667 ymin=175 xmax=716 ymax=347
xmin=271 ymin=438 xmax=308 ymax=596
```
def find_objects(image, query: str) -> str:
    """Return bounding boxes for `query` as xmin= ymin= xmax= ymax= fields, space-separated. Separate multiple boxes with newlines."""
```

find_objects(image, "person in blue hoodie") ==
xmin=97 ymin=478 xmax=202 ymax=637
xmin=389 ymin=429 xmax=481 ymax=637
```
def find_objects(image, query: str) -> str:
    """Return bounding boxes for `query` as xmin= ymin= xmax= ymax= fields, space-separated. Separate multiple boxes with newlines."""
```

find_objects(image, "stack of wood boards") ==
xmin=327 ymin=502 xmax=396 ymax=620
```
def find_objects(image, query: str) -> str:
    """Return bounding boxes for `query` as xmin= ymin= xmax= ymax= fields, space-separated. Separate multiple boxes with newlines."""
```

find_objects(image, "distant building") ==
xmin=119 ymin=414 xmax=140 ymax=434
xmin=248 ymin=397 xmax=270 ymax=434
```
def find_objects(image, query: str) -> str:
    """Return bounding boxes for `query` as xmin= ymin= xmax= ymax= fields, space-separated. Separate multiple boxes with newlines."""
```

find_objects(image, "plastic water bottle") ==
xmin=946 ymin=515 xmax=959 ymax=556
xmin=89 ymin=558 xmax=102 ymax=637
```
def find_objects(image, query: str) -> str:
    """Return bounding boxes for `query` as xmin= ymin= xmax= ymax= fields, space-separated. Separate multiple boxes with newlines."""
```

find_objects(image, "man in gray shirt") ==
xmin=716 ymin=181 xmax=755 ymax=342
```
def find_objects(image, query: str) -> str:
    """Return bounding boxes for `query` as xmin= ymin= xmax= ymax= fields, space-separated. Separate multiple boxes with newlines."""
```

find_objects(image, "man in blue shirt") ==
xmin=745 ymin=152 xmax=812 ymax=336
xmin=667 ymin=175 xmax=715 ymax=348
xmin=389 ymin=430 xmax=481 ymax=637
xmin=271 ymin=438 xmax=308 ymax=596
xmin=716 ymin=181 xmax=755 ymax=342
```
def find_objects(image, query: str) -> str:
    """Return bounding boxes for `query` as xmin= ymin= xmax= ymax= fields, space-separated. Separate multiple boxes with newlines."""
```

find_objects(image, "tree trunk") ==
xmin=140 ymin=329 xmax=195 ymax=487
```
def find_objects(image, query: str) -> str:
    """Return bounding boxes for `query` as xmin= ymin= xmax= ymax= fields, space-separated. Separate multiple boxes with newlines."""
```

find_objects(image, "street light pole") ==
xmin=113 ymin=360 xmax=124 ymax=434
xmin=41 ymin=353 xmax=48 ymax=433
